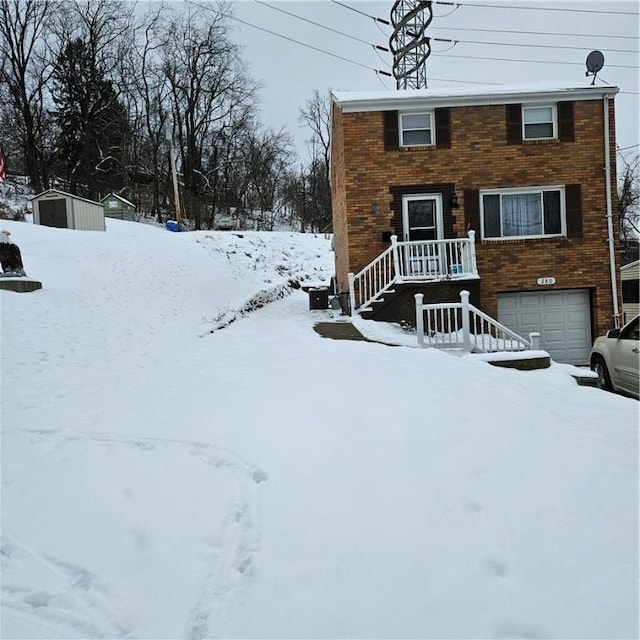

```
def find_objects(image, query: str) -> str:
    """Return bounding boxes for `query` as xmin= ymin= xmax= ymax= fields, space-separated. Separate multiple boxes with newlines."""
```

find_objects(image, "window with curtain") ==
xmin=481 ymin=188 xmax=563 ymax=239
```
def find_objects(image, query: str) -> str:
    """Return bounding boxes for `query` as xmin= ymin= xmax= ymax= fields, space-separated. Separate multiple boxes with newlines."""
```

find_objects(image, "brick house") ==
xmin=330 ymin=83 xmax=621 ymax=365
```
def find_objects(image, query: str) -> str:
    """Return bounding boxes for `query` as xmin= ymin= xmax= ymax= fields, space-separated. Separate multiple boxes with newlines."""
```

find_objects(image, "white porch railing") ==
xmin=348 ymin=231 xmax=478 ymax=314
xmin=415 ymin=290 xmax=541 ymax=353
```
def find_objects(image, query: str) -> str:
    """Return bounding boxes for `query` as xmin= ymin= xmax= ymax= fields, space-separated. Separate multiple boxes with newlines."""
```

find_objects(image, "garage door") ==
xmin=497 ymin=289 xmax=592 ymax=365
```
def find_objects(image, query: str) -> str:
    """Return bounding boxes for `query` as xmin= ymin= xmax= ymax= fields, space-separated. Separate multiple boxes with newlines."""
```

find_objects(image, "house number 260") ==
xmin=537 ymin=277 xmax=556 ymax=285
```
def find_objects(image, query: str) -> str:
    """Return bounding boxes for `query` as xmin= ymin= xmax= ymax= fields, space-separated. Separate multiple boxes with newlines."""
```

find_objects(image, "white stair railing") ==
xmin=348 ymin=231 xmax=478 ymax=315
xmin=397 ymin=231 xmax=478 ymax=281
xmin=348 ymin=245 xmax=395 ymax=314
xmin=415 ymin=290 xmax=541 ymax=352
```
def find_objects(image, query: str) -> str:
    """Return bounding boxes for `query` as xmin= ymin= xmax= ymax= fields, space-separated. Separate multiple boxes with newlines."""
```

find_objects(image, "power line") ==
xmin=188 ymin=1 xmax=639 ymax=93
xmin=330 ymin=0 xmax=390 ymax=25
xmin=433 ymin=36 xmax=638 ymax=55
xmin=253 ymin=1 xmax=639 ymax=63
xmin=434 ymin=51 xmax=639 ymax=70
xmin=254 ymin=0 xmax=389 ymax=52
xmin=427 ymin=24 xmax=639 ymax=42
xmin=435 ymin=1 xmax=639 ymax=16
xmin=618 ymin=143 xmax=640 ymax=152
xmin=215 ymin=9 xmax=394 ymax=77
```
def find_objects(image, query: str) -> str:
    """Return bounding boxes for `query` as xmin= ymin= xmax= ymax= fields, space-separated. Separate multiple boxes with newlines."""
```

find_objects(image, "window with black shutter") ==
xmin=558 ymin=101 xmax=575 ymax=142
xmin=464 ymin=189 xmax=480 ymax=233
xmin=383 ymin=111 xmax=399 ymax=151
xmin=506 ymin=104 xmax=522 ymax=144
xmin=565 ymin=184 xmax=583 ymax=238
xmin=435 ymin=108 xmax=451 ymax=148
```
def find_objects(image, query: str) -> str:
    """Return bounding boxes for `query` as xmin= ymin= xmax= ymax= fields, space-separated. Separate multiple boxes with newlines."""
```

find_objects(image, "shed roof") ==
xmin=332 ymin=82 xmax=620 ymax=113
xmin=621 ymin=259 xmax=639 ymax=271
xmin=101 ymin=193 xmax=136 ymax=209
xmin=31 ymin=188 xmax=102 ymax=207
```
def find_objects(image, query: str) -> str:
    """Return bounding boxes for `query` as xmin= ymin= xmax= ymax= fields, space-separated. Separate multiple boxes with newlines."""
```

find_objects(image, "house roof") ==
xmin=101 ymin=193 xmax=136 ymax=209
xmin=332 ymin=82 xmax=620 ymax=113
xmin=30 ymin=188 xmax=102 ymax=207
xmin=621 ymin=259 xmax=639 ymax=271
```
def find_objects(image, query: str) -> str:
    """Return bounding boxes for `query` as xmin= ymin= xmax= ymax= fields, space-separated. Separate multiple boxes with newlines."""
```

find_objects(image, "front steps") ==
xmin=359 ymin=279 xmax=481 ymax=325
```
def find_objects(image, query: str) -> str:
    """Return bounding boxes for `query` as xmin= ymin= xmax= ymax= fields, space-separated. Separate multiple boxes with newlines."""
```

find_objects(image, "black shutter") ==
xmin=558 ymin=101 xmax=575 ymax=142
xmin=506 ymin=104 xmax=522 ymax=144
xmin=565 ymin=184 xmax=583 ymax=238
xmin=464 ymin=189 xmax=481 ymax=234
xmin=383 ymin=110 xmax=399 ymax=151
xmin=435 ymin=108 xmax=451 ymax=148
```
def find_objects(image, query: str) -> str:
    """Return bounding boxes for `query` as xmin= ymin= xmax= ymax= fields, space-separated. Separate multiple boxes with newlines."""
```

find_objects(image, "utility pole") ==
xmin=169 ymin=145 xmax=182 ymax=224
xmin=389 ymin=0 xmax=433 ymax=89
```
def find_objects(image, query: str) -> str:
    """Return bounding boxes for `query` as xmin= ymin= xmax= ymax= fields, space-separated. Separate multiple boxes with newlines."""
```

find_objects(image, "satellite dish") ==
xmin=585 ymin=50 xmax=605 ymax=85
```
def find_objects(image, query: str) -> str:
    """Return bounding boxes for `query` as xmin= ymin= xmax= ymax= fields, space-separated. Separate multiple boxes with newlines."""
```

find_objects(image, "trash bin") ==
xmin=166 ymin=220 xmax=187 ymax=232
xmin=309 ymin=287 xmax=329 ymax=310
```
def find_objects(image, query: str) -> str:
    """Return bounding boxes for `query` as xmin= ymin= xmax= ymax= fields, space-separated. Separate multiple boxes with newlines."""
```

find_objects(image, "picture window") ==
xmin=481 ymin=187 xmax=564 ymax=240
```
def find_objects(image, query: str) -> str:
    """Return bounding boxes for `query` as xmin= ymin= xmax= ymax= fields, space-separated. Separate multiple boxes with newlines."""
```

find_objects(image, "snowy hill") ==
xmin=1 ymin=218 xmax=638 ymax=639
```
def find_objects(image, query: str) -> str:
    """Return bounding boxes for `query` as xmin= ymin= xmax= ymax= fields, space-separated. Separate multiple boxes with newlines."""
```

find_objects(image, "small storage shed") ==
xmin=101 ymin=193 xmax=136 ymax=221
xmin=31 ymin=189 xmax=106 ymax=231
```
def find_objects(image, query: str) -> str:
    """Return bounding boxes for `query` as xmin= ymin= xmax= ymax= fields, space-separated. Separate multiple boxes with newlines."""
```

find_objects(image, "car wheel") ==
xmin=592 ymin=356 xmax=613 ymax=391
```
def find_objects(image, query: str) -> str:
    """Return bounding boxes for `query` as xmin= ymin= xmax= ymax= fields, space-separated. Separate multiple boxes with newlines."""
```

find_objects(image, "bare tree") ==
xmin=244 ymin=126 xmax=294 ymax=230
xmin=162 ymin=2 xmax=258 ymax=229
xmin=299 ymin=88 xmax=331 ymax=183
xmin=618 ymin=153 xmax=639 ymax=265
xmin=119 ymin=4 xmax=172 ymax=219
xmin=298 ymin=88 xmax=332 ymax=231
xmin=0 ymin=0 xmax=57 ymax=192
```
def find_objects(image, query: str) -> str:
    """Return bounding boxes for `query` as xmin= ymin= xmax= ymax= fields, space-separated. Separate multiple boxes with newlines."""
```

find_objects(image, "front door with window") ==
xmin=402 ymin=194 xmax=444 ymax=276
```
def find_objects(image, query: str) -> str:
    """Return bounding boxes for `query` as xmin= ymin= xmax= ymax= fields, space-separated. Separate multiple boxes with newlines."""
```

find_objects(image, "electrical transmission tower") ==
xmin=389 ymin=0 xmax=433 ymax=89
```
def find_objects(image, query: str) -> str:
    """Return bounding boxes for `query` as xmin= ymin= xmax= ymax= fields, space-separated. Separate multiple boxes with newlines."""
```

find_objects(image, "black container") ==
xmin=309 ymin=287 xmax=329 ymax=310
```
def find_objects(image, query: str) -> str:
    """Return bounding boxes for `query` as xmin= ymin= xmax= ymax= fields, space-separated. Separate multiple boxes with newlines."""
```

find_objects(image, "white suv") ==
xmin=590 ymin=315 xmax=639 ymax=399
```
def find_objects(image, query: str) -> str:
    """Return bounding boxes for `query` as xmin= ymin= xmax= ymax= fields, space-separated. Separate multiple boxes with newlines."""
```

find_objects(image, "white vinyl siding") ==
xmin=481 ymin=186 xmax=564 ymax=240
xmin=621 ymin=260 xmax=640 ymax=324
xmin=400 ymin=112 xmax=433 ymax=146
xmin=522 ymin=105 xmax=556 ymax=140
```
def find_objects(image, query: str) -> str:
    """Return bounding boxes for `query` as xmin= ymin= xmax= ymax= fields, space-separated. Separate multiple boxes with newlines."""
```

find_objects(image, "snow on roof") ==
xmin=30 ymin=188 xmax=102 ymax=207
xmin=332 ymin=81 xmax=619 ymax=113
xmin=101 ymin=193 xmax=137 ymax=209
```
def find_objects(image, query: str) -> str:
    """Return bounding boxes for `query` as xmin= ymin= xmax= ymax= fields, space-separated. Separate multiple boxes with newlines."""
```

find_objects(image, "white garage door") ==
xmin=497 ymin=289 xmax=592 ymax=365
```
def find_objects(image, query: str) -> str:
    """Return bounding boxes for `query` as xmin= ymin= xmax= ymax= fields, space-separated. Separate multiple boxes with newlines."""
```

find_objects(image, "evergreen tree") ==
xmin=51 ymin=37 xmax=130 ymax=199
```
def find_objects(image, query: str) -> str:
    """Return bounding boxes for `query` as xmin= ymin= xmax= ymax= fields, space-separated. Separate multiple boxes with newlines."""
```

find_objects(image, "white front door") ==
xmin=402 ymin=194 xmax=444 ymax=276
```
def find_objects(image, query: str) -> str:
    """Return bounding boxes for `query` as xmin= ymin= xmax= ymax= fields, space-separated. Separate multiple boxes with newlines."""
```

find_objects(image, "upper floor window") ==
xmin=481 ymin=186 xmax=564 ymax=240
xmin=522 ymin=105 xmax=556 ymax=140
xmin=400 ymin=112 xmax=433 ymax=146
xmin=507 ymin=102 xmax=574 ymax=144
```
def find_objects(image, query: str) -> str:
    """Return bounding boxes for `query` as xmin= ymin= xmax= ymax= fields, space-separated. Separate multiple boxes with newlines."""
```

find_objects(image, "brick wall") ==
xmin=330 ymin=103 xmax=349 ymax=300
xmin=330 ymin=98 xmax=620 ymax=337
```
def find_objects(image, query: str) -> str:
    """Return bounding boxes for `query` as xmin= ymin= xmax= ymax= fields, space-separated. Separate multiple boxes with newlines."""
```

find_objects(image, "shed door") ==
xmin=39 ymin=199 xmax=68 ymax=228
xmin=497 ymin=289 xmax=591 ymax=365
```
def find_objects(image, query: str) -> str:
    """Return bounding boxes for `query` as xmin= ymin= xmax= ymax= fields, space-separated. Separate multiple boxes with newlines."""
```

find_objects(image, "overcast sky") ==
xmin=225 ymin=0 xmax=639 ymax=161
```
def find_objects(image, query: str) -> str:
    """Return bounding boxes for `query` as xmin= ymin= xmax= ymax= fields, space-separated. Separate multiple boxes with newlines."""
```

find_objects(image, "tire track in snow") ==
xmin=1 ymin=429 xmax=268 ymax=639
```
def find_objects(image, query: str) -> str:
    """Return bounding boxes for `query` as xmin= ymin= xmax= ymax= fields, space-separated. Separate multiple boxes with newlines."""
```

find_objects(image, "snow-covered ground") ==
xmin=1 ymin=218 xmax=638 ymax=640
